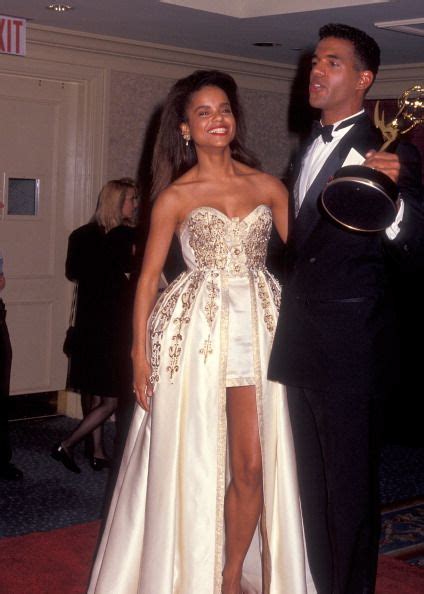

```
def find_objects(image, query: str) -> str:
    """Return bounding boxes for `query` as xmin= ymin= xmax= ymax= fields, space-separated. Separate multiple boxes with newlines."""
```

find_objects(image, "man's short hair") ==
xmin=319 ymin=23 xmax=380 ymax=77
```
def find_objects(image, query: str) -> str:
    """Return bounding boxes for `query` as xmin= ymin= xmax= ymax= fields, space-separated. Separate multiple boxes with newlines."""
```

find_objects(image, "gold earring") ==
xmin=182 ymin=131 xmax=191 ymax=147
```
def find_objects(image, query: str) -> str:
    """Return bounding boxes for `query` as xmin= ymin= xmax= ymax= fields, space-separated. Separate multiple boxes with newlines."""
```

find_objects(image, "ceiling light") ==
xmin=252 ymin=42 xmax=282 ymax=47
xmin=375 ymin=18 xmax=424 ymax=37
xmin=46 ymin=4 xmax=74 ymax=12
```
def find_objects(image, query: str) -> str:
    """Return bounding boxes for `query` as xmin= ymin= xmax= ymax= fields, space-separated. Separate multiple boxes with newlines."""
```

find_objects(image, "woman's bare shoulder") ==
xmin=153 ymin=177 xmax=198 ymax=224
xmin=258 ymin=171 xmax=287 ymax=190
xmin=245 ymin=169 xmax=288 ymax=198
xmin=235 ymin=163 xmax=286 ymax=189
xmin=152 ymin=184 xmax=184 ymax=217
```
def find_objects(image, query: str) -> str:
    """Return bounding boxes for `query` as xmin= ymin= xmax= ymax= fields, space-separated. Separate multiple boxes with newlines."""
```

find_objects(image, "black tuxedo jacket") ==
xmin=269 ymin=114 xmax=424 ymax=393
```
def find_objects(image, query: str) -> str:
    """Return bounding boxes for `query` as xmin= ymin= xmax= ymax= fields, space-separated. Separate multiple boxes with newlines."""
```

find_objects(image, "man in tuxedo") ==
xmin=268 ymin=23 xmax=424 ymax=594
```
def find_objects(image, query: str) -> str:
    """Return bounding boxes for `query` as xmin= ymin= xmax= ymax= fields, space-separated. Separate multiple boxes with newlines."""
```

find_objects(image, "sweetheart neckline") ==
xmin=180 ymin=204 xmax=271 ymax=229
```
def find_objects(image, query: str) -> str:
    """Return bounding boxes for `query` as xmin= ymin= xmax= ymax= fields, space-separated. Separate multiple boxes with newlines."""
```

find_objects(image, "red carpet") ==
xmin=0 ymin=521 xmax=100 ymax=594
xmin=376 ymin=555 xmax=424 ymax=594
xmin=0 ymin=521 xmax=423 ymax=593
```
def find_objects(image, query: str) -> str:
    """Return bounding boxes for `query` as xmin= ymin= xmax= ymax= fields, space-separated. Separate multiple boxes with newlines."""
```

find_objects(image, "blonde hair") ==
xmin=93 ymin=178 xmax=138 ymax=232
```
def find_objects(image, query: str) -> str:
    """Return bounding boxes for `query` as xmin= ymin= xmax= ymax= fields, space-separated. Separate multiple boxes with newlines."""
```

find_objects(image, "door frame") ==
xmin=0 ymin=53 xmax=107 ymax=414
xmin=0 ymin=54 xmax=107 ymax=223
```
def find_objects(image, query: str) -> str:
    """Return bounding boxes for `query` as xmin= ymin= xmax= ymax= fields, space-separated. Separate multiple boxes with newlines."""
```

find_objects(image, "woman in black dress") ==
xmin=52 ymin=178 xmax=138 ymax=473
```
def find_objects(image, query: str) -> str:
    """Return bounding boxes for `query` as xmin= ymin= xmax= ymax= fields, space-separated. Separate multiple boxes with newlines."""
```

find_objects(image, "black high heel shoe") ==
xmin=90 ymin=457 xmax=111 ymax=471
xmin=51 ymin=443 xmax=81 ymax=474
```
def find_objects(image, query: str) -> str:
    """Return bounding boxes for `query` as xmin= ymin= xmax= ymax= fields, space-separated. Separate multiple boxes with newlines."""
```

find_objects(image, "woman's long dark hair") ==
xmin=151 ymin=70 xmax=259 ymax=200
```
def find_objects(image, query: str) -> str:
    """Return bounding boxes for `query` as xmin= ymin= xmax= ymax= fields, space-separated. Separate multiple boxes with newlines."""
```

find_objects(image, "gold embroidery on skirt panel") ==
xmin=250 ymin=273 xmax=271 ymax=594
xmin=149 ymin=284 xmax=184 ymax=386
xmin=214 ymin=272 xmax=229 ymax=594
xmin=167 ymin=273 xmax=201 ymax=381
xmin=257 ymin=273 xmax=275 ymax=334
xmin=200 ymin=272 xmax=220 ymax=363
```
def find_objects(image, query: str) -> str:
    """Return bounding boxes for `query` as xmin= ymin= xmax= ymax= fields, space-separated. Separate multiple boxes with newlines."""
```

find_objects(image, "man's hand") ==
xmin=364 ymin=150 xmax=400 ymax=184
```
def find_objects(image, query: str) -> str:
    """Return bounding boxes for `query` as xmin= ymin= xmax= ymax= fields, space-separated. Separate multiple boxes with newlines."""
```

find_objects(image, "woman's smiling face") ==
xmin=181 ymin=85 xmax=236 ymax=149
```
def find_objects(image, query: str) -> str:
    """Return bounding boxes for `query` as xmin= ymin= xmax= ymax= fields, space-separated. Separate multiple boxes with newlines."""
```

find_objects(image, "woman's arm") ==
xmin=267 ymin=175 xmax=289 ymax=243
xmin=131 ymin=189 xmax=181 ymax=411
xmin=66 ymin=225 xmax=105 ymax=282
xmin=65 ymin=231 xmax=83 ymax=282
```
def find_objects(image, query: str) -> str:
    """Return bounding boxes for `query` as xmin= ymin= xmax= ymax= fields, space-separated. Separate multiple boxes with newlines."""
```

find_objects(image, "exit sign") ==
xmin=0 ymin=15 xmax=26 ymax=56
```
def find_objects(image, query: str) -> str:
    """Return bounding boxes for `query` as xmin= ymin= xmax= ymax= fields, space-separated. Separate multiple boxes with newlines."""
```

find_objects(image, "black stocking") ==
xmin=80 ymin=393 xmax=94 ymax=457
xmin=63 ymin=396 xmax=117 ymax=459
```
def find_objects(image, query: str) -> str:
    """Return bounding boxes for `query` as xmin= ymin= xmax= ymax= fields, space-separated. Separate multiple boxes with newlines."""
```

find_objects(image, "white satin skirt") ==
xmin=87 ymin=269 xmax=316 ymax=594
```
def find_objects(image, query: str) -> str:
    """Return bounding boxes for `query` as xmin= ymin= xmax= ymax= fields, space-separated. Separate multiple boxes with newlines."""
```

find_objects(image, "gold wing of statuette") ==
xmin=374 ymin=101 xmax=399 ymax=151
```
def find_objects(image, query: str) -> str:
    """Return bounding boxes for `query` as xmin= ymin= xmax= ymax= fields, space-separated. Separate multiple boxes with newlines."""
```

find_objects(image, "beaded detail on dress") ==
xmin=183 ymin=205 xmax=271 ymax=275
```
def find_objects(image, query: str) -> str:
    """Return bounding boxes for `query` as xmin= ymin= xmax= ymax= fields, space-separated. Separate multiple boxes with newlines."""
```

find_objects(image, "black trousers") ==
xmin=286 ymin=385 xmax=383 ymax=594
xmin=0 ymin=312 xmax=13 ymax=467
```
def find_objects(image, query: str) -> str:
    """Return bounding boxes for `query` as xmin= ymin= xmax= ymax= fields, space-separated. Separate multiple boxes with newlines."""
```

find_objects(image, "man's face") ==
xmin=309 ymin=36 xmax=371 ymax=123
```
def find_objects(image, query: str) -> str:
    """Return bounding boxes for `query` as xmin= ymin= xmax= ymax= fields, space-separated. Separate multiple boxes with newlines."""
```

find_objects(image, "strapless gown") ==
xmin=87 ymin=205 xmax=316 ymax=594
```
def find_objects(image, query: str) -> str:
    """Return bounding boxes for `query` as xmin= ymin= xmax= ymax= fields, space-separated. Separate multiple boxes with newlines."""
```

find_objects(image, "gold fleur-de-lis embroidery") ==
xmin=199 ymin=272 xmax=220 ymax=362
xmin=166 ymin=274 xmax=200 ymax=380
xmin=149 ymin=285 xmax=183 ymax=387
xmin=149 ymin=332 xmax=162 ymax=385
xmin=199 ymin=335 xmax=213 ymax=363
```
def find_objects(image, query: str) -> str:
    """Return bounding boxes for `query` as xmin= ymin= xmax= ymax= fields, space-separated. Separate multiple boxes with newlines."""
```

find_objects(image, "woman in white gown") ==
xmin=88 ymin=70 xmax=315 ymax=594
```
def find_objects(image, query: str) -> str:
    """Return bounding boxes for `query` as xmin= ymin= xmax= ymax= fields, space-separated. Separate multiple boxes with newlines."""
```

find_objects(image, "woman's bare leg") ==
xmin=222 ymin=385 xmax=263 ymax=594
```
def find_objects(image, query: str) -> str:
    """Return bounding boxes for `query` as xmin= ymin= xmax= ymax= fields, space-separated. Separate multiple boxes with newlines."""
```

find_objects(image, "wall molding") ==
xmin=27 ymin=24 xmax=294 ymax=93
xmin=371 ymin=64 xmax=424 ymax=98
xmin=26 ymin=24 xmax=424 ymax=97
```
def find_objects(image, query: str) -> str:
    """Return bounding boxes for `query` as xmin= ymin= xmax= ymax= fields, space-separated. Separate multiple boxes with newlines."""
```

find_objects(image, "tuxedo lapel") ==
xmin=288 ymin=141 xmax=309 ymax=235
xmin=293 ymin=146 xmax=344 ymax=247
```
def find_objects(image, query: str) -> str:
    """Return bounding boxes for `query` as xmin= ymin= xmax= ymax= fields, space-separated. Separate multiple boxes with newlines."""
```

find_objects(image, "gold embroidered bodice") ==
xmin=179 ymin=204 xmax=272 ymax=276
xmin=149 ymin=203 xmax=281 ymax=385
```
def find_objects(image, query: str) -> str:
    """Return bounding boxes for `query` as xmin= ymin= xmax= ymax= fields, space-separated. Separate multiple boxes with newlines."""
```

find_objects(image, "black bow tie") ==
xmin=311 ymin=121 xmax=333 ymax=143
xmin=310 ymin=113 xmax=366 ymax=144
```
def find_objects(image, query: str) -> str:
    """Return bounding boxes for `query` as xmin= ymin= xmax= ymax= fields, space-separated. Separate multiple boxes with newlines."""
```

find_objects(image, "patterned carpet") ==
xmin=381 ymin=498 xmax=424 ymax=568
xmin=1 ymin=416 xmax=423 ymax=567
xmin=0 ymin=417 xmax=112 ymax=537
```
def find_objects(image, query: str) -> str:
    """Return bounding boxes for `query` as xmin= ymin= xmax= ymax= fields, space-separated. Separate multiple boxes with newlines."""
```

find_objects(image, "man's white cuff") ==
xmin=385 ymin=197 xmax=404 ymax=240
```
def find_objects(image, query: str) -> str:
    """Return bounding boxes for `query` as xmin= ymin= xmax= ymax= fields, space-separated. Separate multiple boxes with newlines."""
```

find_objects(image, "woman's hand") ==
xmin=132 ymin=356 xmax=153 ymax=412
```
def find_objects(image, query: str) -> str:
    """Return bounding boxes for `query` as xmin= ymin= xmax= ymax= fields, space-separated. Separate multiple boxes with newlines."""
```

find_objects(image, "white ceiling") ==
xmin=2 ymin=0 xmax=424 ymax=66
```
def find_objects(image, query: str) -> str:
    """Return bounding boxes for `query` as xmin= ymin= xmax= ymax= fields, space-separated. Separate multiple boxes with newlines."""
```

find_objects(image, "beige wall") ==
xmin=108 ymin=72 xmax=170 ymax=182
xmin=242 ymin=87 xmax=291 ymax=178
